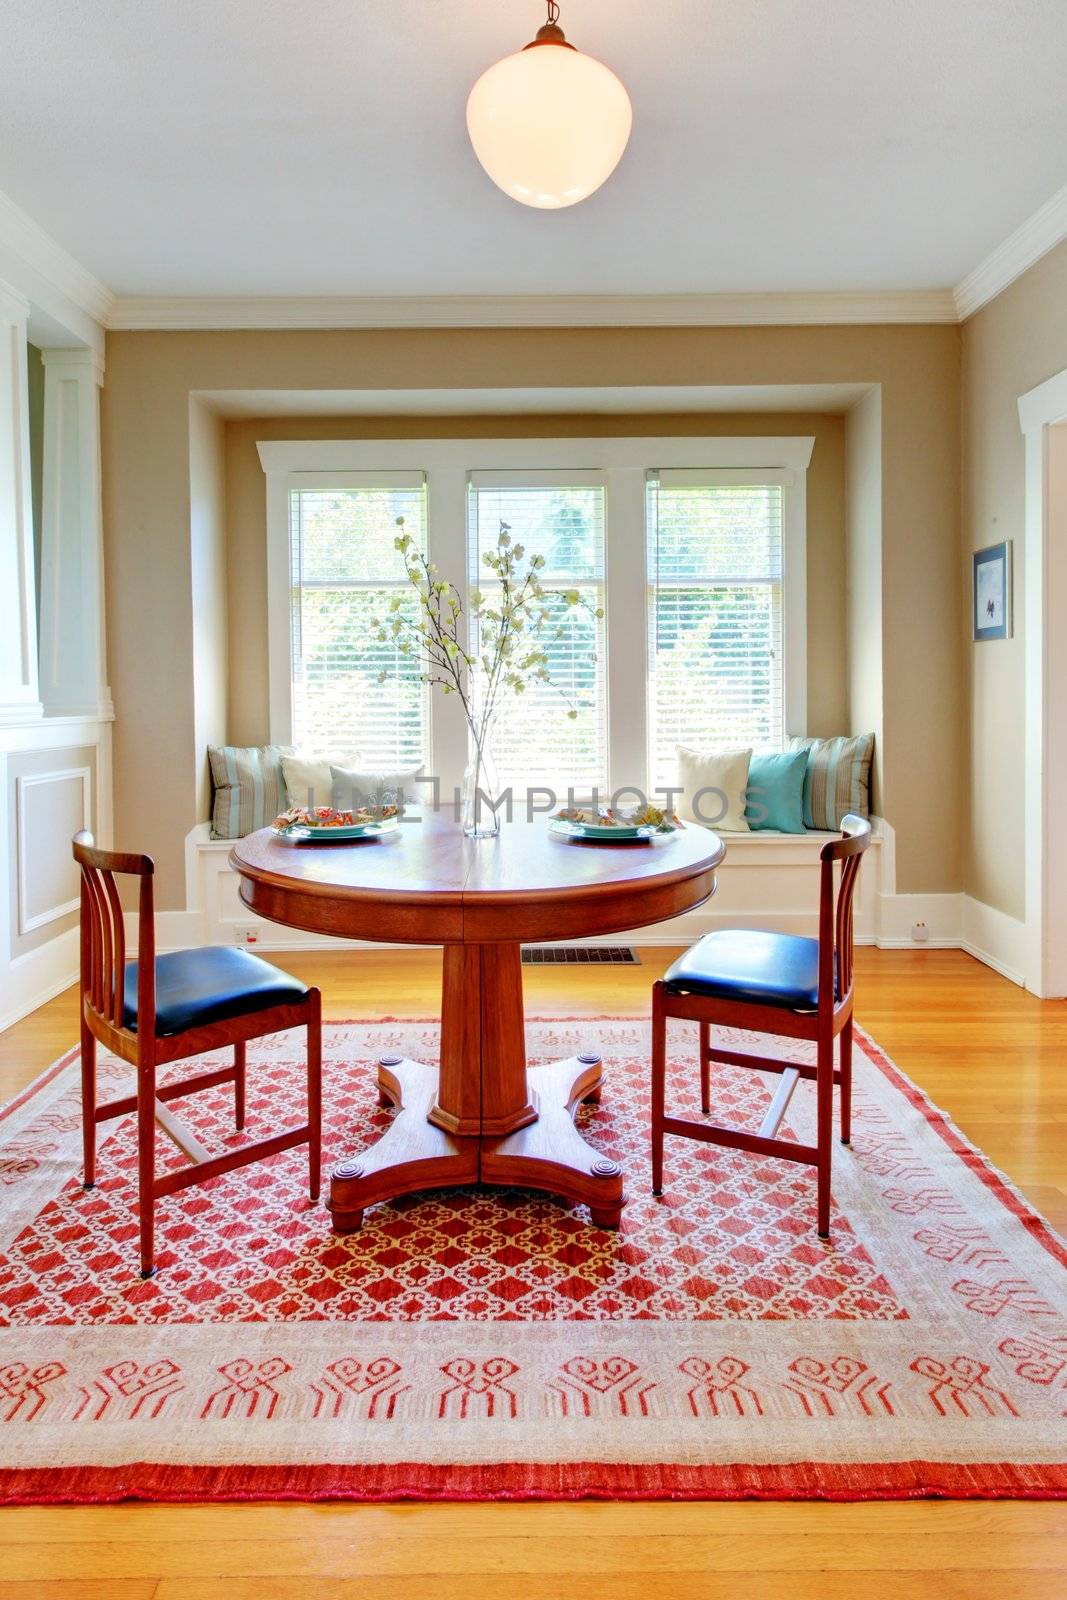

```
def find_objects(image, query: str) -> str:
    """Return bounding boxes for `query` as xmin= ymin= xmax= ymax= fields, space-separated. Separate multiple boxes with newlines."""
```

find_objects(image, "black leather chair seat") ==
xmin=123 ymin=946 xmax=309 ymax=1037
xmin=663 ymin=930 xmax=825 ymax=1012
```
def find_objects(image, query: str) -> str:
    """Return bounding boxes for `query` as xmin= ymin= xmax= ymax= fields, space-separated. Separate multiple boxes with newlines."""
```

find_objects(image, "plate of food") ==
xmin=271 ymin=804 xmax=400 ymax=842
xmin=549 ymin=805 xmax=682 ymax=842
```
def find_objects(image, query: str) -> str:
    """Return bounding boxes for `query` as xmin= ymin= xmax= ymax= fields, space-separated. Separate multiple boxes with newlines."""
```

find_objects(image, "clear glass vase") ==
xmin=462 ymin=729 xmax=501 ymax=839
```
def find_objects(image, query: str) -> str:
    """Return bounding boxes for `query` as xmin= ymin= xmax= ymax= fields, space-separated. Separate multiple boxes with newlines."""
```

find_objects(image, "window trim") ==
xmin=260 ymin=436 xmax=812 ymax=799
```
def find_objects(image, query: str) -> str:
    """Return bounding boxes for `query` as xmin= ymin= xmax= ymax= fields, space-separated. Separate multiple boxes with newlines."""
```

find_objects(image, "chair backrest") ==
xmin=816 ymin=815 xmax=872 ymax=1007
xmin=73 ymin=830 xmax=156 ymax=1038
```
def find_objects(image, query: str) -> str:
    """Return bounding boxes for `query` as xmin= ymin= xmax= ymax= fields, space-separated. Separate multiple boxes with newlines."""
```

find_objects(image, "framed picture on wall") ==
xmin=973 ymin=540 xmax=1012 ymax=641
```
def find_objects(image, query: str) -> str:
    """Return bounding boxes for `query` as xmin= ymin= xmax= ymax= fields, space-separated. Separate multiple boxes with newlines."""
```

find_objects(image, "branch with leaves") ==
xmin=373 ymin=517 xmax=603 ymax=762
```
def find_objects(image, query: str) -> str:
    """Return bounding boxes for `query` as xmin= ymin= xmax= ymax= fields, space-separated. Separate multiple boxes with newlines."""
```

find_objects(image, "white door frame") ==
xmin=1018 ymin=365 xmax=1067 ymax=997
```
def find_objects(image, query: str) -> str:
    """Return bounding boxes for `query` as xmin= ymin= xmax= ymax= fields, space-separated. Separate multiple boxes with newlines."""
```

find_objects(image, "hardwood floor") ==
xmin=0 ymin=947 xmax=1064 ymax=1596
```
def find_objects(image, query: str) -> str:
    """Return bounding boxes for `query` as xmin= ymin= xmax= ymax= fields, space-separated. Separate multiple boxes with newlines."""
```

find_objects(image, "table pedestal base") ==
xmin=327 ymin=1051 xmax=623 ymax=1234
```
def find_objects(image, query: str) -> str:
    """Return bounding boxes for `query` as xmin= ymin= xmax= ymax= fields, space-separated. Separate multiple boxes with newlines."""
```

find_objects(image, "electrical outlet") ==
xmin=234 ymin=924 xmax=261 ymax=946
xmin=911 ymin=920 xmax=929 ymax=943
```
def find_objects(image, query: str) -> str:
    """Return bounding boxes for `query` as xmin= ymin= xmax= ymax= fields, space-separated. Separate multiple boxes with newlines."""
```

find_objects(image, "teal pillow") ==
xmin=744 ymin=749 xmax=808 ymax=832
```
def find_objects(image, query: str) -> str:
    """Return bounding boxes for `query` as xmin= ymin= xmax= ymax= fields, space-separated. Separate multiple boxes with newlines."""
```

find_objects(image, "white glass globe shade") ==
xmin=466 ymin=43 xmax=632 ymax=209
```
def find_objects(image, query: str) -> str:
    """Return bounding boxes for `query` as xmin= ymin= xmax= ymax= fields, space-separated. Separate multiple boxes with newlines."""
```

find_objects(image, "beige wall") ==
xmin=225 ymin=410 xmax=847 ymax=749
xmin=102 ymin=325 xmax=960 ymax=908
xmin=961 ymin=236 xmax=1067 ymax=921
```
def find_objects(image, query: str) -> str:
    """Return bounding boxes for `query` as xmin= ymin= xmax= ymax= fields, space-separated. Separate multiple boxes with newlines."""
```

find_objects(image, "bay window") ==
xmin=262 ymin=438 xmax=810 ymax=804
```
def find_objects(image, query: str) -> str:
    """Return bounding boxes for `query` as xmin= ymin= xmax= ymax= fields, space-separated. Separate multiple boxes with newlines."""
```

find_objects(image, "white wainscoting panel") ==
xmin=16 ymin=765 xmax=91 ymax=933
xmin=0 ymin=720 xmax=113 ymax=1031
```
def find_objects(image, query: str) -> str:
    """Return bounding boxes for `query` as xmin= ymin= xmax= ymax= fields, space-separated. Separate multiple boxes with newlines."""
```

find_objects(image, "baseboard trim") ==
xmin=0 ymin=885 xmax=1027 ymax=1037
xmin=872 ymin=935 xmax=963 ymax=951
xmin=872 ymin=891 xmax=962 ymax=950
xmin=0 ymin=909 xmax=1027 ymax=1031
xmin=0 ymin=933 xmax=79 ymax=1032
xmin=959 ymin=941 xmax=1025 ymax=987
xmin=960 ymin=895 xmax=1028 ymax=988
xmin=125 ymin=854 xmax=1028 ymax=994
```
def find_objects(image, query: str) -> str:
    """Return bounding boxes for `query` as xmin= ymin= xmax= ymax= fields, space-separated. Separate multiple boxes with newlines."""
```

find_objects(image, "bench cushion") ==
xmin=124 ymin=946 xmax=308 ymax=1036
xmin=664 ymin=929 xmax=823 ymax=1012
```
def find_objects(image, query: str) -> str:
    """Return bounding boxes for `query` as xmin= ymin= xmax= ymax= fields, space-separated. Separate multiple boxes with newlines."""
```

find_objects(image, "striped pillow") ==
xmin=789 ymin=733 xmax=875 ymax=830
xmin=208 ymin=745 xmax=291 ymax=839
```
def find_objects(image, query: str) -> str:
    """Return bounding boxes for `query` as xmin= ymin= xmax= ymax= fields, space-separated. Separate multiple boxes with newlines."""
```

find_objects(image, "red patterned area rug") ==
xmin=0 ymin=1017 xmax=1064 ymax=1504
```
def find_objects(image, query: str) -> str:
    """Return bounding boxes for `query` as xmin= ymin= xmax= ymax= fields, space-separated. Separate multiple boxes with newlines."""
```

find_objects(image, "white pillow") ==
xmin=281 ymin=753 xmax=334 ymax=809
xmin=675 ymin=745 xmax=752 ymax=833
xmin=330 ymin=765 xmax=425 ymax=812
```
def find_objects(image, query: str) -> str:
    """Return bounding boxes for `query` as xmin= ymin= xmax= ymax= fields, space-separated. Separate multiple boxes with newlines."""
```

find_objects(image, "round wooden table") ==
xmin=230 ymin=813 xmax=725 ymax=1231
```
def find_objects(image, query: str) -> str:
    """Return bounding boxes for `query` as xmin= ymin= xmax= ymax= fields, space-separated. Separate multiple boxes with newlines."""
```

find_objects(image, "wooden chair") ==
xmin=651 ymin=815 xmax=871 ymax=1238
xmin=73 ymin=830 xmax=322 ymax=1278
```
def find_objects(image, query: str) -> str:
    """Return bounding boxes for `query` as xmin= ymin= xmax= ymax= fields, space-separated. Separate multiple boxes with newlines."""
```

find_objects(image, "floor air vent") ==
xmin=522 ymin=946 xmax=640 ymax=965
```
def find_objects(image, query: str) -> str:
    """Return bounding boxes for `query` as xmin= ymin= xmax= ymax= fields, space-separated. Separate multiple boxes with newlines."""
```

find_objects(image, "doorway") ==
xmin=1019 ymin=371 xmax=1067 ymax=996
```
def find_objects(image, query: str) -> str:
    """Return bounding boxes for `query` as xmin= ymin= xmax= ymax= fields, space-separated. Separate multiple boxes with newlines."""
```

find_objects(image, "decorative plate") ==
xmin=272 ymin=805 xmax=400 ymax=843
xmin=549 ymin=807 xmax=683 ymax=843
xmin=549 ymin=818 xmax=654 ymax=843
xmin=275 ymin=818 xmax=399 ymax=843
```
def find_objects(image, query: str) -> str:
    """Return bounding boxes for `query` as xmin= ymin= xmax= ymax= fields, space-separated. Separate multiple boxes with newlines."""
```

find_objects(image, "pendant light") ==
xmin=466 ymin=2 xmax=633 ymax=209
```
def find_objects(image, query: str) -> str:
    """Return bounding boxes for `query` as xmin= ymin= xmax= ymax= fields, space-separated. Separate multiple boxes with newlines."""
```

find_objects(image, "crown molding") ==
xmin=0 ymin=189 xmax=114 ymax=335
xmin=4 ymin=171 xmax=1067 ymax=338
xmin=954 ymin=182 xmax=1067 ymax=321
xmin=106 ymin=289 xmax=959 ymax=332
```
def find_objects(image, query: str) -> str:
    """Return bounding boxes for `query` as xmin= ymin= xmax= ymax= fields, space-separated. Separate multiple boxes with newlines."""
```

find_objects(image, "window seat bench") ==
xmin=172 ymin=820 xmax=883 ymax=953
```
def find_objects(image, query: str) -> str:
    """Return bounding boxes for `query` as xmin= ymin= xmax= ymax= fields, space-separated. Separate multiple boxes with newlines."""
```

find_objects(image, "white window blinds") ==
xmin=468 ymin=475 xmax=608 ymax=794
xmin=647 ymin=472 xmax=785 ymax=789
xmin=288 ymin=475 xmax=429 ymax=768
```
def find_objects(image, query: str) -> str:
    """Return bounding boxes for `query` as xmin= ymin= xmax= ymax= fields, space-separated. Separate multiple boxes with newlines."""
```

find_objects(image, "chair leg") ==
xmin=699 ymin=1020 xmax=711 ymax=1115
xmin=233 ymin=1040 xmax=246 ymax=1131
xmin=136 ymin=1050 xmax=158 ymax=1278
xmin=80 ymin=1019 xmax=97 ymax=1189
xmin=307 ymin=990 xmax=322 ymax=1203
xmin=839 ymin=1015 xmax=853 ymax=1146
xmin=651 ymin=981 xmax=666 ymax=1196
xmin=816 ymin=1030 xmax=834 ymax=1239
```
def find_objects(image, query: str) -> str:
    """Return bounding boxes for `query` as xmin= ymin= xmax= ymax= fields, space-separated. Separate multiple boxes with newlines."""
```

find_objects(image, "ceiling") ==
xmin=1 ymin=0 xmax=1065 ymax=300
